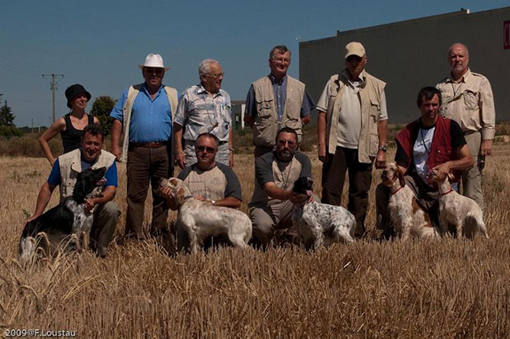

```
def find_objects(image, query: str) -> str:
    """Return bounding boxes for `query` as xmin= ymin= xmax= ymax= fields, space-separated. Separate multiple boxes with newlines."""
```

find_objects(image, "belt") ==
xmin=129 ymin=141 xmax=168 ymax=149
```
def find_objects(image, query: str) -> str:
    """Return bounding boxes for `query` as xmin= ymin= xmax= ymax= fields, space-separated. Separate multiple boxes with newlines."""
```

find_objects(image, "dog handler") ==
xmin=375 ymin=87 xmax=473 ymax=239
xmin=26 ymin=124 xmax=119 ymax=257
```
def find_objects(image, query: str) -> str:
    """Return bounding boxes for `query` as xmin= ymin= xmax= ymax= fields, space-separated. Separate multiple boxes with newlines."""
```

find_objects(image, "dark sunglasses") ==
xmin=196 ymin=145 xmax=216 ymax=153
xmin=145 ymin=67 xmax=164 ymax=75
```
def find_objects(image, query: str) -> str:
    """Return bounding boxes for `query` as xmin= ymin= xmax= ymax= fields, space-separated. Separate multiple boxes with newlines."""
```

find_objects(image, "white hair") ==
xmin=198 ymin=59 xmax=220 ymax=76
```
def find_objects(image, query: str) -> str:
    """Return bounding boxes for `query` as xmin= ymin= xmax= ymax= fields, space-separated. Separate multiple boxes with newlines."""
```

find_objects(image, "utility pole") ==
xmin=42 ymin=73 xmax=64 ymax=124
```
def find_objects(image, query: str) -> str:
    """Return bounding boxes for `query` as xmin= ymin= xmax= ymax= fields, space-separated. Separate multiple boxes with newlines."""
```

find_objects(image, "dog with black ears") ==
xmin=19 ymin=167 xmax=106 ymax=263
xmin=292 ymin=176 xmax=356 ymax=249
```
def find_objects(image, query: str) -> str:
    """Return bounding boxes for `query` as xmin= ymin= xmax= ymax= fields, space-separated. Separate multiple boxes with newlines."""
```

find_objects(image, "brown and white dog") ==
xmin=429 ymin=170 xmax=489 ymax=239
xmin=159 ymin=178 xmax=252 ymax=253
xmin=381 ymin=162 xmax=439 ymax=240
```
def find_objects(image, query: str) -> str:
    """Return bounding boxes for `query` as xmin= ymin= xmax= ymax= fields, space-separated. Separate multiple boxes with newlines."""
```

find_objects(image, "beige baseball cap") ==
xmin=345 ymin=42 xmax=366 ymax=59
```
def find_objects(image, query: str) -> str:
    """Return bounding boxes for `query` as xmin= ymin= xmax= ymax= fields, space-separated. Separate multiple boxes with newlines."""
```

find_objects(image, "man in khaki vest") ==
xmin=26 ymin=124 xmax=120 ymax=257
xmin=317 ymin=41 xmax=388 ymax=238
xmin=244 ymin=45 xmax=315 ymax=157
xmin=436 ymin=43 xmax=496 ymax=210
xmin=110 ymin=53 xmax=178 ymax=239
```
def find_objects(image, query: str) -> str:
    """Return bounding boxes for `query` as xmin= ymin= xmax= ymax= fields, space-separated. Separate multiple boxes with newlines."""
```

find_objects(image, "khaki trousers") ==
xmin=90 ymin=201 xmax=120 ymax=255
xmin=462 ymin=132 xmax=484 ymax=209
xmin=250 ymin=200 xmax=295 ymax=246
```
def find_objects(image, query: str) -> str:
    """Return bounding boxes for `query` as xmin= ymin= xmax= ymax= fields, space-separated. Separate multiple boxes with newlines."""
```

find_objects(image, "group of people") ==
xmin=27 ymin=40 xmax=495 ymax=256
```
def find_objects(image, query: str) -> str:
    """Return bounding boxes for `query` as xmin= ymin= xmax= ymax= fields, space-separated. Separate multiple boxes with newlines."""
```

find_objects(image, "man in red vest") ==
xmin=376 ymin=87 xmax=474 ymax=238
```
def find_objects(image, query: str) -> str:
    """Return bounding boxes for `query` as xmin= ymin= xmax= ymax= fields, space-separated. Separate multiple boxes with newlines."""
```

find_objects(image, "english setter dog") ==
xmin=20 ymin=167 xmax=107 ymax=264
xmin=159 ymin=178 xmax=252 ymax=253
xmin=381 ymin=162 xmax=439 ymax=240
xmin=292 ymin=177 xmax=355 ymax=249
xmin=430 ymin=170 xmax=489 ymax=239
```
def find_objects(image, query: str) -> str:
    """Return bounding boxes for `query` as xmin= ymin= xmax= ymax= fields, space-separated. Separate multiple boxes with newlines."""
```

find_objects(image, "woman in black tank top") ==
xmin=39 ymin=84 xmax=99 ymax=165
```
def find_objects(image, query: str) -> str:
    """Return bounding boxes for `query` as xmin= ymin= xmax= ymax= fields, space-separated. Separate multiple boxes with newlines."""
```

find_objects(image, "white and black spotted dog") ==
xmin=292 ymin=177 xmax=356 ymax=249
xmin=19 ymin=167 xmax=107 ymax=264
xmin=159 ymin=178 xmax=252 ymax=254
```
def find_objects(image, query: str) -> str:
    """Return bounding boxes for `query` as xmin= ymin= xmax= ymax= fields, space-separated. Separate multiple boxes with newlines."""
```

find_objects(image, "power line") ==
xmin=42 ymin=74 xmax=64 ymax=124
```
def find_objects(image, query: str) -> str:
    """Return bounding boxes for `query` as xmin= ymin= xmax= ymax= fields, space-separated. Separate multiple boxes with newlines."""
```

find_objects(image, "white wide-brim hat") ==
xmin=138 ymin=53 xmax=171 ymax=71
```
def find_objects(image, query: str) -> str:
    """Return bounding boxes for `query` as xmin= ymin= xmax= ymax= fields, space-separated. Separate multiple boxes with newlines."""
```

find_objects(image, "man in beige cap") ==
xmin=316 ymin=41 xmax=388 ymax=238
xmin=436 ymin=43 xmax=495 ymax=210
xmin=110 ymin=53 xmax=179 ymax=239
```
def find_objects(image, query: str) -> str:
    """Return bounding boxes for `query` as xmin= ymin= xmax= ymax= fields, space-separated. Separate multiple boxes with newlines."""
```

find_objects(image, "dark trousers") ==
xmin=321 ymin=147 xmax=373 ymax=237
xmin=125 ymin=145 xmax=169 ymax=237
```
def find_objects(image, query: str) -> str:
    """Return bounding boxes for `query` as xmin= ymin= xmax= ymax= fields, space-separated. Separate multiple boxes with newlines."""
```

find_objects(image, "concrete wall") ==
xmin=300 ymin=7 xmax=510 ymax=123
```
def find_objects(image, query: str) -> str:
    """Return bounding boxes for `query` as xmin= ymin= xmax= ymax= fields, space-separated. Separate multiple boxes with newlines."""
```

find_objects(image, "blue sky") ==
xmin=0 ymin=1 xmax=505 ymax=127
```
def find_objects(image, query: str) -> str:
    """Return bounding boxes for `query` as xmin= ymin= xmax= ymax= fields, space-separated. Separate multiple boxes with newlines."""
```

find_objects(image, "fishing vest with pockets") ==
xmin=324 ymin=71 xmax=385 ymax=164
xmin=58 ymin=148 xmax=116 ymax=202
xmin=120 ymin=83 xmax=178 ymax=163
xmin=252 ymin=76 xmax=305 ymax=147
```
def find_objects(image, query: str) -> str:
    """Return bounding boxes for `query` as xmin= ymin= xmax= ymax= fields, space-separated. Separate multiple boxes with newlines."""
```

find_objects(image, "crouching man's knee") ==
xmin=249 ymin=207 xmax=275 ymax=247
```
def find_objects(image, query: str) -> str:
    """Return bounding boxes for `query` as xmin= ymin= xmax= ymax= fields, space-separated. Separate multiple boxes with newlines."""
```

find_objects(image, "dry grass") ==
xmin=1 ymin=144 xmax=510 ymax=338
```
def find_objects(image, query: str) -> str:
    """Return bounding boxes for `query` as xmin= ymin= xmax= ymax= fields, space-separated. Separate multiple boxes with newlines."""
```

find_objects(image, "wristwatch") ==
xmin=211 ymin=200 xmax=216 ymax=206
xmin=379 ymin=145 xmax=388 ymax=152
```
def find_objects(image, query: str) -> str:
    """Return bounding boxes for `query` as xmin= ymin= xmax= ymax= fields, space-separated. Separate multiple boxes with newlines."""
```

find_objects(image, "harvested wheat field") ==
xmin=1 ymin=145 xmax=510 ymax=338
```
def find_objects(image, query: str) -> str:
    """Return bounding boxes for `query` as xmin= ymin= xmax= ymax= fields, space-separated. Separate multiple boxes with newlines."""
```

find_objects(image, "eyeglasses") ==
xmin=277 ymin=139 xmax=296 ymax=147
xmin=196 ymin=145 xmax=217 ymax=153
xmin=145 ymin=68 xmax=164 ymax=75
xmin=272 ymin=57 xmax=290 ymax=63
xmin=206 ymin=72 xmax=224 ymax=79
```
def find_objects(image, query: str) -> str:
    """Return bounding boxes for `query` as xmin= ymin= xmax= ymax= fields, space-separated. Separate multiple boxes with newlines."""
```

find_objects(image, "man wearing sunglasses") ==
xmin=244 ymin=45 xmax=315 ymax=158
xmin=317 ymin=41 xmax=388 ymax=238
xmin=174 ymin=59 xmax=234 ymax=169
xmin=161 ymin=133 xmax=242 ymax=210
xmin=248 ymin=127 xmax=311 ymax=247
xmin=110 ymin=53 xmax=179 ymax=240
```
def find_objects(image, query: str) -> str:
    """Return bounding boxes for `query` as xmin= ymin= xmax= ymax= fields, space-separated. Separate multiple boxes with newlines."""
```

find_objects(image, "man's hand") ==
xmin=24 ymin=214 xmax=40 ymax=225
xmin=481 ymin=139 xmax=493 ymax=156
xmin=159 ymin=186 xmax=174 ymax=201
xmin=176 ymin=150 xmax=186 ymax=169
xmin=84 ymin=198 xmax=97 ymax=212
xmin=289 ymin=192 xmax=308 ymax=204
xmin=431 ymin=162 xmax=452 ymax=180
xmin=111 ymin=145 xmax=122 ymax=162
xmin=318 ymin=145 xmax=328 ymax=163
xmin=375 ymin=150 xmax=387 ymax=169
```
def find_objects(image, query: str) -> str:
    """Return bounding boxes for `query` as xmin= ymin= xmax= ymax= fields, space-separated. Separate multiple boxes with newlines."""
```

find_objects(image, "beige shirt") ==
xmin=436 ymin=69 xmax=496 ymax=140
xmin=316 ymin=70 xmax=388 ymax=149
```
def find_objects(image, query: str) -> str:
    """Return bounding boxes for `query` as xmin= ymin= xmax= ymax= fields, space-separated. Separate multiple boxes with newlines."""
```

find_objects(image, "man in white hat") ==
xmin=316 ymin=41 xmax=388 ymax=238
xmin=110 ymin=53 xmax=179 ymax=239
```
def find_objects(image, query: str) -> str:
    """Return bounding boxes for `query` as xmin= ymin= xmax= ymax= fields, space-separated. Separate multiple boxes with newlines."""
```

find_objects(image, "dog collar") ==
xmin=440 ymin=188 xmax=454 ymax=196
xmin=390 ymin=186 xmax=404 ymax=195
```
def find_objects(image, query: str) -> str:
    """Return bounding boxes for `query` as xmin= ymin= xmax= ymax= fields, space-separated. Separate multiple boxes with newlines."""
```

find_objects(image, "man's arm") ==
xmin=85 ymin=186 xmax=116 ymax=212
xmin=244 ymin=85 xmax=256 ymax=128
xmin=228 ymin=127 xmax=234 ymax=167
xmin=29 ymin=182 xmax=57 ymax=221
xmin=317 ymin=111 xmax=328 ymax=162
xmin=212 ymin=196 xmax=241 ymax=208
xmin=262 ymin=182 xmax=305 ymax=204
xmin=111 ymin=119 xmax=123 ymax=162
xmin=376 ymin=119 xmax=388 ymax=169
xmin=300 ymin=91 xmax=315 ymax=126
xmin=432 ymin=144 xmax=474 ymax=179
xmin=173 ymin=123 xmax=186 ymax=169
xmin=480 ymin=77 xmax=496 ymax=156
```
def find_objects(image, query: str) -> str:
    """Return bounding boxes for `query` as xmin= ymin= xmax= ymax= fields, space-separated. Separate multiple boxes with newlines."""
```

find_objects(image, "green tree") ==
xmin=90 ymin=96 xmax=117 ymax=136
xmin=0 ymin=100 xmax=15 ymax=126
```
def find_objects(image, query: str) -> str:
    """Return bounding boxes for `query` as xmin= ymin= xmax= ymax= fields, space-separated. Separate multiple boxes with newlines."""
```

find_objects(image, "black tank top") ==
xmin=60 ymin=113 xmax=95 ymax=153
